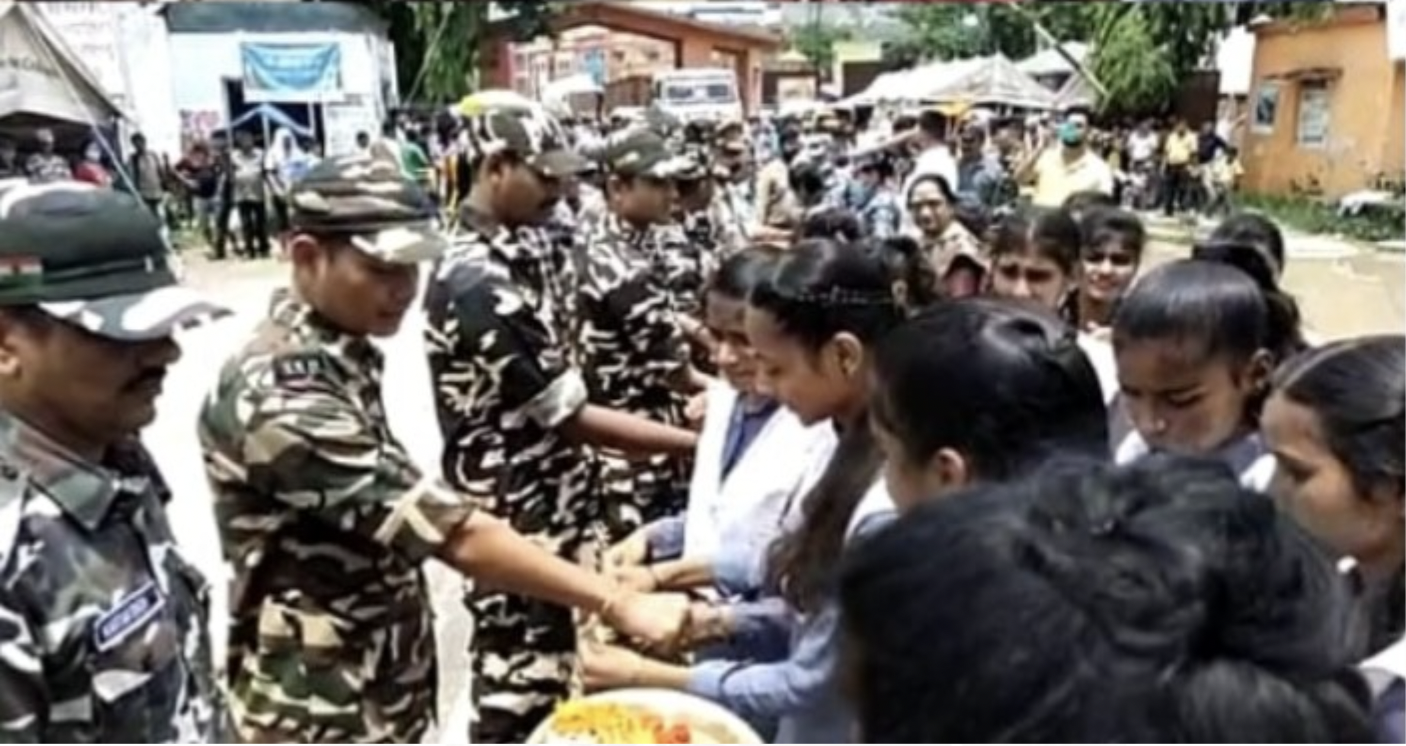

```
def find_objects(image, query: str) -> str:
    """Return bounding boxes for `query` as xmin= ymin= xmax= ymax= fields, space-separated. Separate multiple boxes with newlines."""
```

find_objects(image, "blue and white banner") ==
xmin=240 ymin=42 xmax=343 ymax=102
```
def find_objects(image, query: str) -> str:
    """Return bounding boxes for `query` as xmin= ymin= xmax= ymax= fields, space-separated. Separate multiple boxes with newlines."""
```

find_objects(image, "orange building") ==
xmin=1241 ymin=4 xmax=1405 ymax=198
xmin=483 ymin=1 xmax=782 ymax=112
xmin=510 ymin=27 xmax=689 ymax=99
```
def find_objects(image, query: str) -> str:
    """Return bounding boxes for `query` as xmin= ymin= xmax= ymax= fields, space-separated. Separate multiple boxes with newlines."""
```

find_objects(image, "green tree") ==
xmin=889 ymin=3 xmax=1097 ymax=63
xmin=1086 ymin=1 xmax=1335 ymax=114
xmin=890 ymin=2 xmax=1335 ymax=113
xmin=342 ymin=1 xmax=559 ymax=103
xmin=791 ymin=22 xmax=850 ymax=78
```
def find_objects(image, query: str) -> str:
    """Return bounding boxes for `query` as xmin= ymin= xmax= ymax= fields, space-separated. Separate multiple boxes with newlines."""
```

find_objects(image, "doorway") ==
xmin=220 ymin=77 xmax=325 ymax=149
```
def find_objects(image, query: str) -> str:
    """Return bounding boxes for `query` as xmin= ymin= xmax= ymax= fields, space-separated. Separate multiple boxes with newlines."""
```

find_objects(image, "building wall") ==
xmin=167 ymin=31 xmax=390 ymax=157
xmin=830 ymin=38 xmax=881 ymax=83
xmin=510 ymin=26 xmax=678 ymax=97
xmin=1242 ymin=8 xmax=1405 ymax=197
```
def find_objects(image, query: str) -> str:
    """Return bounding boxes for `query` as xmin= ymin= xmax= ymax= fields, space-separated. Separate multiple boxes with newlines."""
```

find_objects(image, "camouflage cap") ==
xmin=674 ymin=143 xmax=711 ymax=182
xmin=0 ymin=181 xmax=229 ymax=341
xmin=459 ymin=92 xmax=589 ymax=179
xmin=600 ymin=127 xmax=693 ymax=180
xmin=287 ymin=154 xmax=447 ymax=264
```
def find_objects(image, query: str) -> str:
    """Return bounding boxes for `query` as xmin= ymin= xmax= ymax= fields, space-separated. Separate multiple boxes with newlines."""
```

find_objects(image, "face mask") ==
xmin=1059 ymin=122 xmax=1085 ymax=147
xmin=84 ymin=147 xmax=101 ymax=162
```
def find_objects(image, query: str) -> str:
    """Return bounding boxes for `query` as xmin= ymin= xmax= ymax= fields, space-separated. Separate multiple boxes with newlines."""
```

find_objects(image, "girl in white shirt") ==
xmin=606 ymin=247 xmax=828 ymax=571
xmin=1112 ymin=260 xmax=1292 ymax=489
xmin=1261 ymin=335 xmax=1404 ymax=743
xmin=984 ymin=207 xmax=1122 ymax=407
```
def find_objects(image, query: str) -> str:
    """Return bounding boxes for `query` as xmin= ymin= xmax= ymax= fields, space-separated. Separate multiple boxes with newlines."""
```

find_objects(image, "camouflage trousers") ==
xmin=466 ymin=585 xmax=581 ymax=743
xmin=466 ymin=469 xmax=597 ymax=744
xmin=228 ymin=596 xmax=438 ymax=744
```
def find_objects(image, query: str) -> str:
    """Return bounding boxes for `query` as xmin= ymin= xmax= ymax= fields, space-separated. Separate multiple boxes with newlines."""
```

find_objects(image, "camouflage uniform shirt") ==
xmin=423 ymin=213 xmax=595 ymax=555
xmin=579 ymin=212 xmax=691 ymax=529
xmin=199 ymin=289 xmax=475 ymax=744
xmin=0 ymin=411 xmax=222 ymax=742
xmin=656 ymin=211 xmax=720 ymax=320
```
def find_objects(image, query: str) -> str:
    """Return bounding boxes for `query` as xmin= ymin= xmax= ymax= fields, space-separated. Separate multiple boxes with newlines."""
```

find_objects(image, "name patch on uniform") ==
xmin=272 ymin=353 xmax=329 ymax=384
xmin=94 ymin=582 xmax=164 ymax=653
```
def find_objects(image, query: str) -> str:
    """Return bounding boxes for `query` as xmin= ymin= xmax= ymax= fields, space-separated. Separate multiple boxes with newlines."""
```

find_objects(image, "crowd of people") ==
xmin=0 ymin=124 xmax=326 ymax=261
xmin=0 ymin=88 xmax=1398 ymax=746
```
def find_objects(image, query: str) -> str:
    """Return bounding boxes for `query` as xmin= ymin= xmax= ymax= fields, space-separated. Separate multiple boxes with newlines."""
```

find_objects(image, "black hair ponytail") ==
xmin=865 ymin=235 xmax=940 ymax=312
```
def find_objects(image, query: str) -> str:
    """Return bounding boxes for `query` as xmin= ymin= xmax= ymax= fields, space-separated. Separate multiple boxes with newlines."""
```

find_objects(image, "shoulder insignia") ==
xmin=93 ymin=581 xmax=165 ymax=652
xmin=272 ymin=352 xmax=330 ymax=385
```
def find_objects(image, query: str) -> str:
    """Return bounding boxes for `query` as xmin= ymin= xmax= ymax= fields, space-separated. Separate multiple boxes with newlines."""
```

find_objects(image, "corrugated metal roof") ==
xmin=163 ymin=2 xmax=387 ymax=36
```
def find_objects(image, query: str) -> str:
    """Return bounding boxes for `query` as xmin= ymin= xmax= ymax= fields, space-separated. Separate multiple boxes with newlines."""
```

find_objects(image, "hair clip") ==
xmin=791 ymin=287 xmax=896 ymax=307
xmin=1091 ymin=517 xmax=1118 ymax=537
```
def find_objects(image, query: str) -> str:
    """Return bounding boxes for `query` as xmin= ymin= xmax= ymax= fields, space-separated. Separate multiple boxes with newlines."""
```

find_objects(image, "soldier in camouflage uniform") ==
xmin=580 ymin=128 xmax=705 ymax=533
xmin=424 ymin=100 xmax=699 ymax=744
xmin=200 ymin=154 xmax=688 ymax=744
xmin=667 ymin=146 xmax=727 ymax=372
xmin=0 ymin=182 xmax=229 ymax=741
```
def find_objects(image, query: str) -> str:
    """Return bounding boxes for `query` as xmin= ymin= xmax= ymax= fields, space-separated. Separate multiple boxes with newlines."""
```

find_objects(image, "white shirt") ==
xmin=1127 ymin=131 xmax=1159 ymax=163
xmin=1076 ymin=333 xmax=1120 ymax=405
xmin=902 ymin=144 xmax=960 ymax=199
xmin=1116 ymin=430 xmax=1277 ymax=492
xmin=683 ymin=383 xmax=829 ymax=561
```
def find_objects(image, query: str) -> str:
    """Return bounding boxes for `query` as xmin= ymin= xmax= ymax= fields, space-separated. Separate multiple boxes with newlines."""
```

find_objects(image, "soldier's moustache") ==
xmin=126 ymin=367 xmax=167 ymax=392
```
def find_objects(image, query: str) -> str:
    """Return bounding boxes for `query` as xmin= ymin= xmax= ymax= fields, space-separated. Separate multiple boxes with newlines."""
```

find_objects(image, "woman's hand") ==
xmin=679 ymin=601 xmax=734 ymax=650
xmin=579 ymin=641 xmax=643 ymax=692
xmin=602 ymin=591 xmax=689 ymax=650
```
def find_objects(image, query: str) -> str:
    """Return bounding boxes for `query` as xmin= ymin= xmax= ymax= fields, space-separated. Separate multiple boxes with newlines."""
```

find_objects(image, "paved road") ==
xmin=149 ymin=236 xmax=1403 ymax=744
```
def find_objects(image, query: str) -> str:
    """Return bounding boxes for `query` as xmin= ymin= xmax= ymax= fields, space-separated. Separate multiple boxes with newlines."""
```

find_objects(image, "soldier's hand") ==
xmin=604 ymin=528 xmax=651 ymax=569
xmin=684 ymin=393 xmax=708 ymax=429
xmin=604 ymin=591 xmax=690 ymax=650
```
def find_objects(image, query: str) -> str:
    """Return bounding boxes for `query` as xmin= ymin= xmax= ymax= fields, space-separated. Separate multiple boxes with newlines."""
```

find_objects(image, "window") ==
xmin=659 ymin=81 xmax=738 ymax=104
xmin=1295 ymin=80 xmax=1331 ymax=149
xmin=1252 ymin=82 xmax=1279 ymax=133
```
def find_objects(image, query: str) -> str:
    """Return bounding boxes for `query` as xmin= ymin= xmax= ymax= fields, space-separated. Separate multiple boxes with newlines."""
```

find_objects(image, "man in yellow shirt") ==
xmin=1162 ymin=118 xmax=1198 ymax=216
xmin=1018 ymin=110 xmax=1114 ymax=208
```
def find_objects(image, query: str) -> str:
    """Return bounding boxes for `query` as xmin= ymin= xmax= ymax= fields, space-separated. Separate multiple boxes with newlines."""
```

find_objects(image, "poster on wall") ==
xmin=777 ymin=76 xmax=818 ymax=103
xmin=179 ymin=109 xmax=222 ymax=143
xmin=1389 ymin=0 xmax=1406 ymax=61
xmin=323 ymin=94 xmax=377 ymax=157
xmin=241 ymin=42 xmax=344 ymax=103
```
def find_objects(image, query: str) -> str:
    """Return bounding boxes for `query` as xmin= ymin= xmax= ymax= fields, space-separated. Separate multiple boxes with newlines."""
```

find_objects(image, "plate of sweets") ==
xmin=528 ymin=689 xmax=764 ymax=745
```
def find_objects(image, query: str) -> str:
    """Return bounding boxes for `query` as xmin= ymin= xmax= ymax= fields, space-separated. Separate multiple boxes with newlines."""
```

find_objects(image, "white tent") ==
xmin=1017 ymin=42 xmax=1092 ymax=78
xmin=0 ymin=1 xmax=123 ymax=128
xmin=1054 ymin=73 xmax=1100 ymax=111
xmin=911 ymin=54 xmax=1057 ymax=110
xmin=845 ymin=70 xmax=919 ymax=106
